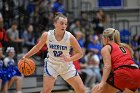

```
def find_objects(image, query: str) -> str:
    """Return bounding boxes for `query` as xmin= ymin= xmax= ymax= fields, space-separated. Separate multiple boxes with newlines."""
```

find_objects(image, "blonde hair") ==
xmin=53 ymin=12 xmax=67 ymax=23
xmin=103 ymin=28 xmax=133 ymax=57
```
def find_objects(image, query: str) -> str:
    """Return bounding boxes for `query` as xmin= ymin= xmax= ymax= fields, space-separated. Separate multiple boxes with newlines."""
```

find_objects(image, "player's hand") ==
xmin=20 ymin=56 xmax=26 ymax=61
xmin=61 ymin=55 xmax=71 ymax=62
xmin=20 ymin=56 xmax=28 ymax=62
xmin=92 ymin=82 xmax=106 ymax=93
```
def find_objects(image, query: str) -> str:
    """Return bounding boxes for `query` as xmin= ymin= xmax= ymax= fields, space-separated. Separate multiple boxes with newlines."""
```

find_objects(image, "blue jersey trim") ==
xmin=45 ymin=62 xmax=51 ymax=76
xmin=75 ymin=70 xmax=78 ymax=76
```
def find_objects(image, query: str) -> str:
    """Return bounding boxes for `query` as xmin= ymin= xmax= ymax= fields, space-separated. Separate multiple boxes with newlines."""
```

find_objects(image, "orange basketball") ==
xmin=18 ymin=58 xmax=35 ymax=76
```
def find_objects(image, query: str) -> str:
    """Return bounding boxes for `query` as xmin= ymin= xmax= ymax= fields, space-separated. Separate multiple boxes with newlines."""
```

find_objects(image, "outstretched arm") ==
xmin=23 ymin=32 xmax=48 ymax=58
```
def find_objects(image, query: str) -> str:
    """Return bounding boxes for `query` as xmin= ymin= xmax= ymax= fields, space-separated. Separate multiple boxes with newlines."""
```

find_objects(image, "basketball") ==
xmin=18 ymin=58 xmax=35 ymax=76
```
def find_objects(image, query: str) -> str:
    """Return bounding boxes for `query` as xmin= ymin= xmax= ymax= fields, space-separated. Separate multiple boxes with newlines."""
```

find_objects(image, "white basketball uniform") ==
xmin=44 ymin=30 xmax=78 ymax=80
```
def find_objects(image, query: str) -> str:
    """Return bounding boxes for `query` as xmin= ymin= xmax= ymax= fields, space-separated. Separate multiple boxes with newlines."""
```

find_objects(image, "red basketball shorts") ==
xmin=107 ymin=67 xmax=140 ymax=92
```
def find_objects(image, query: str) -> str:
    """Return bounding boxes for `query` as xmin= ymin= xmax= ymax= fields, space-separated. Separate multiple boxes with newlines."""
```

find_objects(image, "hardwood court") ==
xmin=52 ymin=90 xmax=74 ymax=93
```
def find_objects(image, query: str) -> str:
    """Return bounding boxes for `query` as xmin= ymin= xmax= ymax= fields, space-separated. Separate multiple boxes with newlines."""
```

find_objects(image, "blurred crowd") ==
xmin=0 ymin=0 xmax=140 ymax=92
xmin=0 ymin=47 xmax=22 ymax=93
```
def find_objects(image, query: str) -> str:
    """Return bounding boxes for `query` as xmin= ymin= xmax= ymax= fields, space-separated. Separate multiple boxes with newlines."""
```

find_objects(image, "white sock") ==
xmin=17 ymin=91 xmax=22 ymax=93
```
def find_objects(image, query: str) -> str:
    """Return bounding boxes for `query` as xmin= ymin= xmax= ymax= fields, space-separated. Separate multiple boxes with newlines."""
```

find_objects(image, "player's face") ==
xmin=102 ymin=36 xmax=108 ymax=45
xmin=54 ymin=17 xmax=68 ymax=32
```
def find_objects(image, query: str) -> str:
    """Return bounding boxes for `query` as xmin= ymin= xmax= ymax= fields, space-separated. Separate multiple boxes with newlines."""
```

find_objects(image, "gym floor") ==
xmin=52 ymin=90 xmax=74 ymax=93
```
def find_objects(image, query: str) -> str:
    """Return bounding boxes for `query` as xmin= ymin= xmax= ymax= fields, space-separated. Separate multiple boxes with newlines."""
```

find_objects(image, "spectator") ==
xmin=131 ymin=35 xmax=140 ymax=62
xmin=73 ymin=31 xmax=85 ymax=71
xmin=26 ymin=0 xmax=35 ymax=24
xmin=87 ymin=35 xmax=102 ymax=82
xmin=0 ymin=47 xmax=8 ymax=93
xmin=69 ymin=19 xmax=85 ymax=35
xmin=87 ymin=35 xmax=102 ymax=59
xmin=6 ymin=21 xmax=24 ymax=53
xmin=4 ymin=47 xmax=22 ymax=93
xmin=80 ymin=54 xmax=97 ymax=88
xmin=22 ymin=24 xmax=35 ymax=51
xmin=136 ymin=35 xmax=140 ymax=61
xmin=0 ymin=0 xmax=3 ymax=11
xmin=92 ymin=9 xmax=107 ymax=35
xmin=0 ymin=60 xmax=2 ymax=91
xmin=0 ymin=48 xmax=3 ymax=90
xmin=38 ymin=0 xmax=50 ymax=28
xmin=74 ymin=31 xmax=85 ymax=51
xmin=52 ymin=0 xmax=65 ymax=14
xmin=0 ymin=13 xmax=9 ymax=49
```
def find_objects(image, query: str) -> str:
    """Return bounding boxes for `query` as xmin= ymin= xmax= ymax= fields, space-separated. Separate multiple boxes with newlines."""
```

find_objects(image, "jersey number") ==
xmin=53 ymin=51 xmax=63 ymax=57
xmin=119 ymin=47 xmax=126 ymax=54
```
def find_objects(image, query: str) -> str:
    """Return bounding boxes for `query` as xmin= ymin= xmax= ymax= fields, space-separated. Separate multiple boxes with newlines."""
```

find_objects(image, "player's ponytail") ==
xmin=112 ymin=29 xmax=133 ymax=57
xmin=103 ymin=28 xmax=134 ymax=57
xmin=103 ymin=28 xmax=121 ymax=45
xmin=113 ymin=29 xmax=121 ymax=45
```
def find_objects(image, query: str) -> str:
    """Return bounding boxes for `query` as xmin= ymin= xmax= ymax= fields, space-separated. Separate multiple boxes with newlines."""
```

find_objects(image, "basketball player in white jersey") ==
xmin=23 ymin=13 xmax=85 ymax=93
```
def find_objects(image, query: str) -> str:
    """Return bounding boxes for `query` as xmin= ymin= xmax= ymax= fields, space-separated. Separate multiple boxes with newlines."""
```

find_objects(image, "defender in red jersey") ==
xmin=92 ymin=28 xmax=140 ymax=93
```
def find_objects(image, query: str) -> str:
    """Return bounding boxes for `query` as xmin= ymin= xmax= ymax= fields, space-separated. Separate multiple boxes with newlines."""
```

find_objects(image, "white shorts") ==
xmin=43 ymin=60 xmax=78 ymax=80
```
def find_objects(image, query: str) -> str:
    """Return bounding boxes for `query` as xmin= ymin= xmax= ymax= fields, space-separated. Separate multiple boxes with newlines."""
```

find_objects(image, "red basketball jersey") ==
xmin=109 ymin=42 xmax=134 ymax=70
